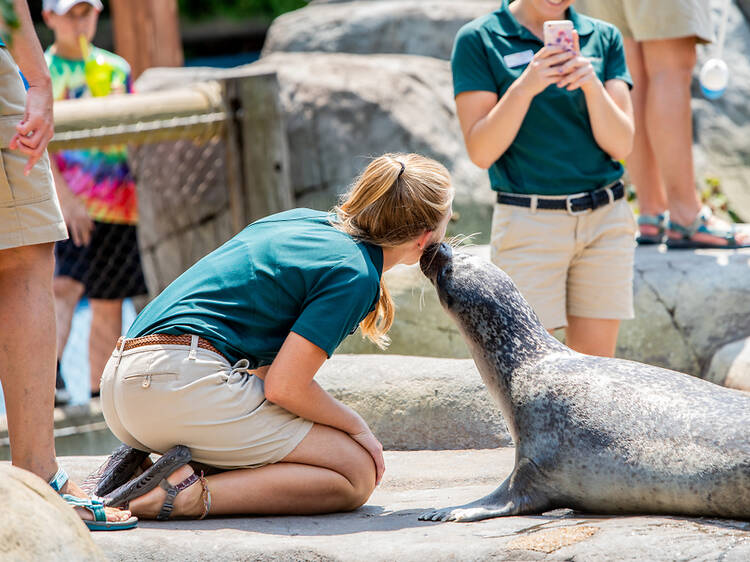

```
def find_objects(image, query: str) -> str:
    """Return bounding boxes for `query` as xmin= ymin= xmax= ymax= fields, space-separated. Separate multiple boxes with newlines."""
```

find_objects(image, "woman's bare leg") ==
xmin=623 ymin=38 xmax=669 ymax=225
xmin=128 ymin=423 xmax=377 ymax=519
xmin=566 ymin=316 xmax=620 ymax=358
xmin=0 ymin=243 xmax=130 ymax=523
xmin=53 ymin=275 xmax=84 ymax=361
xmin=88 ymin=298 xmax=123 ymax=394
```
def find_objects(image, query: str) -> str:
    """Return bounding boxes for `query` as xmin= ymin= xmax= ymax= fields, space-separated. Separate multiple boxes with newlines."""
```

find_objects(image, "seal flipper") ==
xmin=418 ymin=458 xmax=551 ymax=522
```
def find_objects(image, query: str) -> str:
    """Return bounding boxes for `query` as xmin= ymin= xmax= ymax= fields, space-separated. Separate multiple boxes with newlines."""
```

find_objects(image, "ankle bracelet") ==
xmin=198 ymin=471 xmax=211 ymax=520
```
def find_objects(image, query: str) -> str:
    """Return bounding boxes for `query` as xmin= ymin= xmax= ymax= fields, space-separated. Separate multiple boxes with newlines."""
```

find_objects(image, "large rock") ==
xmin=136 ymin=54 xmax=494 ymax=239
xmin=263 ymin=1 xmax=498 ymax=60
xmin=266 ymin=0 xmax=750 ymax=223
xmin=317 ymin=354 xmax=511 ymax=449
xmin=251 ymin=52 xmax=492 ymax=236
xmin=0 ymin=464 xmax=104 ymax=561
xmin=706 ymin=337 xmax=750 ymax=391
xmin=340 ymin=245 xmax=750 ymax=382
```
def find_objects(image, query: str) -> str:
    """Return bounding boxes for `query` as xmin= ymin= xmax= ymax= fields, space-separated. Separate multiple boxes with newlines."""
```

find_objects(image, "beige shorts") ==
xmin=0 ymin=47 xmax=67 ymax=251
xmin=575 ymin=0 xmax=714 ymax=43
xmin=100 ymin=337 xmax=314 ymax=470
xmin=490 ymin=197 xmax=637 ymax=331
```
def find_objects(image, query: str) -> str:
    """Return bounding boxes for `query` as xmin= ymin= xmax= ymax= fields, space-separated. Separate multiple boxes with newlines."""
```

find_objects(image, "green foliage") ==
xmin=178 ymin=0 xmax=308 ymax=21
xmin=702 ymin=176 xmax=741 ymax=223
xmin=0 ymin=0 xmax=19 ymax=45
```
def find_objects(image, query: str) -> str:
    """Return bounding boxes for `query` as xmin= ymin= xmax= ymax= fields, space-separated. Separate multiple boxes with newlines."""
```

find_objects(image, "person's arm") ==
xmin=6 ymin=0 xmax=54 ymax=174
xmin=50 ymin=158 xmax=93 ymax=246
xmin=456 ymin=46 xmax=574 ymax=169
xmin=556 ymin=31 xmax=634 ymax=160
xmin=263 ymin=331 xmax=385 ymax=484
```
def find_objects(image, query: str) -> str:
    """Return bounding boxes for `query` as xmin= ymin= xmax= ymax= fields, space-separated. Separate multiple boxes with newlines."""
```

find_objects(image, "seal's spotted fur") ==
xmin=419 ymin=243 xmax=750 ymax=521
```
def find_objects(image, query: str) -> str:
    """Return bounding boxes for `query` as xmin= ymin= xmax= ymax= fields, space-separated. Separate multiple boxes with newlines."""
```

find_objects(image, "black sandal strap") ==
xmin=103 ymin=445 xmax=191 ymax=508
xmin=156 ymin=473 xmax=200 ymax=521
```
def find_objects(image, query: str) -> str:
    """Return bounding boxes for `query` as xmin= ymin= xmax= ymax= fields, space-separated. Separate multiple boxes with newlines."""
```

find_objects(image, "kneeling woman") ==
xmin=99 ymin=153 xmax=454 ymax=519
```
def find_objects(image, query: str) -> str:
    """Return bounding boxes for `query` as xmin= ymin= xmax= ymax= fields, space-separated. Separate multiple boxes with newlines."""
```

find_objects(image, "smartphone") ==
xmin=543 ymin=20 xmax=575 ymax=50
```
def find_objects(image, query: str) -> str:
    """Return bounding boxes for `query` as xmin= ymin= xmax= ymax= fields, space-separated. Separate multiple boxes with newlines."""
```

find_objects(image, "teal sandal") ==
xmin=666 ymin=206 xmax=750 ymax=249
xmin=636 ymin=213 xmax=667 ymax=245
xmin=49 ymin=467 xmax=138 ymax=531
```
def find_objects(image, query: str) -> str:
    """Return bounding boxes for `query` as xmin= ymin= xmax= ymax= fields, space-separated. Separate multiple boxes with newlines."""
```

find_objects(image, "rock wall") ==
xmin=265 ymin=0 xmax=750 ymax=224
xmin=263 ymin=1 xmax=498 ymax=60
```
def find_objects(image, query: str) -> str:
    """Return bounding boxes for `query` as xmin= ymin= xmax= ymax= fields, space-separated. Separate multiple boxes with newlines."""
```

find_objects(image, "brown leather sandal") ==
xmin=157 ymin=470 xmax=211 ymax=520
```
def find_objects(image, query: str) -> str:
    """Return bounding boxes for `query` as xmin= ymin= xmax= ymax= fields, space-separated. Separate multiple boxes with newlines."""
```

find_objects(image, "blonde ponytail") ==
xmin=334 ymin=153 xmax=453 ymax=348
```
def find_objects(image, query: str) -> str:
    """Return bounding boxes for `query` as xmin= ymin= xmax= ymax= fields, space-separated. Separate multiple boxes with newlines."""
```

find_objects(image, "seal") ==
xmin=418 ymin=243 xmax=750 ymax=522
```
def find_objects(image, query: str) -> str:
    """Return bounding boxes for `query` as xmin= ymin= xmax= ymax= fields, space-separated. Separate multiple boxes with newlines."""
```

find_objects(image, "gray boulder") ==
xmin=340 ymin=245 xmax=750 ymax=383
xmin=0 ymin=464 xmax=104 ymax=561
xmin=250 ymin=52 xmax=492 ymax=236
xmin=263 ymin=1 xmax=498 ymax=60
xmin=318 ymin=354 xmax=511 ymax=449
xmin=266 ymin=0 xmax=750 ymax=223
xmin=706 ymin=337 xmax=750 ymax=391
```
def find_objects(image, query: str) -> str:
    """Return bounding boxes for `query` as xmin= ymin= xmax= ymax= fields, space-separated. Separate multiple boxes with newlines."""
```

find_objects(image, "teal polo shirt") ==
xmin=451 ymin=0 xmax=632 ymax=196
xmin=127 ymin=208 xmax=383 ymax=367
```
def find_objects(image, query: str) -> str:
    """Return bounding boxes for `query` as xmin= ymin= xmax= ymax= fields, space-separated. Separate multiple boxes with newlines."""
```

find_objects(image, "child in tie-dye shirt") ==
xmin=43 ymin=0 xmax=147 ymax=405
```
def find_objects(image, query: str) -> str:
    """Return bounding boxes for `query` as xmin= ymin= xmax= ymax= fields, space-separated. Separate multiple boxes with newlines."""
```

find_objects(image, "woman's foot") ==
xmin=636 ymin=213 xmax=667 ymax=245
xmin=127 ymin=465 xmax=206 ymax=519
xmin=667 ymin=206 xmax=750 ymax=249
xmin=60 ymin=478 xmax=133 ymax=524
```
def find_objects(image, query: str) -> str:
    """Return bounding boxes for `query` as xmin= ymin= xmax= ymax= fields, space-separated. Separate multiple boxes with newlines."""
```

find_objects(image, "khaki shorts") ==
xmin=100 ymin=337 xmax=314 ymax=470
xmin=490 ymin=197 xmax=637 ymax=331
xmin=575 ymin=0 xmax=714 ymax=43
xmin=0 ymin=47 xmax=67 ymax=251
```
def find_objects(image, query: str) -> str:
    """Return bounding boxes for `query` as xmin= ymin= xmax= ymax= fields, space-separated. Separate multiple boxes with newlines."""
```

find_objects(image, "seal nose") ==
xmin=420 ymin=242 xmax=452 ymax=279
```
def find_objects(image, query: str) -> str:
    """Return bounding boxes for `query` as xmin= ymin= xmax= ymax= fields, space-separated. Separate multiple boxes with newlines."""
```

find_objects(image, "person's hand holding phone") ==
xmin=556 ymin=31 xmax=599 ymax=93
xmin=516 ymin=46 xmax=576 ymax=97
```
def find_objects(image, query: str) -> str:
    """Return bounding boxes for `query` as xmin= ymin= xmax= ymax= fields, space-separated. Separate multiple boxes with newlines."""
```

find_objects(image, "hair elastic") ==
xmin=397 ymin=161 xmax=406 ymax=179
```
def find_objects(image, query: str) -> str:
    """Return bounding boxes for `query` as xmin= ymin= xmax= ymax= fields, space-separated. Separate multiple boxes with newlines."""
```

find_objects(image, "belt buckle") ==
xmin=565 ymin=191 xmax=591 ymax=216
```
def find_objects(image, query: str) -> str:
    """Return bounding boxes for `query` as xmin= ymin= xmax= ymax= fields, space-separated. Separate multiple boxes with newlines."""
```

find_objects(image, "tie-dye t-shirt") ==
xmin=45 ymin=46 xmax=137 ymax=225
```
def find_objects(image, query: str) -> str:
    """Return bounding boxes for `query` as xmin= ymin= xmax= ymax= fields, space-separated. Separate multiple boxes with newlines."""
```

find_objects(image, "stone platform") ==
xmin=57 ymin=450 xmax=750 ymax=562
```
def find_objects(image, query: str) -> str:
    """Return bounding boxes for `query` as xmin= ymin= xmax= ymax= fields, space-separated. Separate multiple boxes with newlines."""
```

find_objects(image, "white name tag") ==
xmin=503 ymin=50 xmax=534 ymax=68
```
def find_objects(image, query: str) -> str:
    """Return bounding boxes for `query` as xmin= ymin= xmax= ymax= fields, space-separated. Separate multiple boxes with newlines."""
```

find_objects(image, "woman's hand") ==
xmin=61 ymin=195 xmax=94 ymax=247
xmin=516 ymin=46 xmax=576 ymax=97
xmin=9 ymin=84 xmax=55 ymax=175
xmin=349 ymin=428 xmax=385 ymax=485
xmin=556 ymin=31 xmax=599 ymax=93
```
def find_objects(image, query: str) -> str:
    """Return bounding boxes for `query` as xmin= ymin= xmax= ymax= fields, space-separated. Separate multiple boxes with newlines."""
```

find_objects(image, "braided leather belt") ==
xmin=497 ymin=180 xmax=625 ymax=215
xmin=116 ymin=334 xmax=224 ymax=358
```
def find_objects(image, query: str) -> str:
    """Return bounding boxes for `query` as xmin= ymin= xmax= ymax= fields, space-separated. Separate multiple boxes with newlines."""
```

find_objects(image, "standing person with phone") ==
xmin=451 ymin=0 xmax=635 ymax=357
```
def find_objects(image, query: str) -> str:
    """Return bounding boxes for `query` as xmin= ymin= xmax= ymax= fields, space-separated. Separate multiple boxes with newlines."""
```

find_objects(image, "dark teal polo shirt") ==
xmin=127 ymin=209 xmax=384 ymax=367
xmin=451 ymin=0 xmax=632 ymax=196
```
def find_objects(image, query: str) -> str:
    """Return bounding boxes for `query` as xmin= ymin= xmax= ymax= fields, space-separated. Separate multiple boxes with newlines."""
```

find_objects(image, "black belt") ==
xmin=496 ymin=181 xmax=625 ymax=214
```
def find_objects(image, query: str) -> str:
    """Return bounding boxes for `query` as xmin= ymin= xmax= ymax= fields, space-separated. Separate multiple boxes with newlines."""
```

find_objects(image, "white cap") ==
xmin=43 ymin=0 xmax=103 ymax=15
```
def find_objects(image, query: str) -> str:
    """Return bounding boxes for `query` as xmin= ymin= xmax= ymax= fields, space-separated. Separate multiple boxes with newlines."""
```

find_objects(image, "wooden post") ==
xmin=110 ymin=0 xmax=184 ymax=80
xmin=225 ymin=73 xmax=294 ymax=224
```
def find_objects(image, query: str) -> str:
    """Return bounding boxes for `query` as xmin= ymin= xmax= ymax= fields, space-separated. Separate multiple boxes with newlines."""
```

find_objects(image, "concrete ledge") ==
xmin=44 ymin=450 xmax=750 ymax=562
xmin=317 ymin=354 xmax=510 ymax=449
